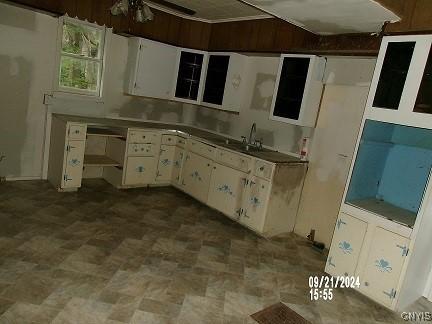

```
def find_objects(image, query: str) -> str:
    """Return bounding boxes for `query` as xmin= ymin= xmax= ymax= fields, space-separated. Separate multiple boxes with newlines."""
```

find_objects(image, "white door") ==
xmin=241 ymin=176 xmax=270 ymax=232
xmin=62 ymin=140 xmax=85 ymax=188
xmin=172 ymin=147 xmax=185 ymax=185
xmin=134 ymin=39 xmax=177 ymax=99
xmin=124 ymin=156 xmax=157 ymax=185
xmin=223 ymin=53 xmax=247 ymax=112
xmin=326 ymin=213 xmax=368 ymax=277
xmin=360 ymin=227 xmax=410 ymax=307
xmin=208 ymin=163 xmax=246 ymax=218
xmin=180 ymin=152 xmax=212 ymax=203
xmin=156 ymin=145 xmax=175 ymax=182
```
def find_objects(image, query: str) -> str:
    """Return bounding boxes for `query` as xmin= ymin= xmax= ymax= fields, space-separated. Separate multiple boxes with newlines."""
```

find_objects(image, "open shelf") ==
xmin=87 ymin=127 xmax=125 ymax=139
xmin=348 ymin=198 xmax=416 ymax=228
xmin=84 ymin=155 xmax=122 ymax=167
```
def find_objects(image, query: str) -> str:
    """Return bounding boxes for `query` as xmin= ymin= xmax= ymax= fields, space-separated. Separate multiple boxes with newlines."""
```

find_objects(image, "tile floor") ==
xmin=0 ymin=179 xmax=429 ymax=323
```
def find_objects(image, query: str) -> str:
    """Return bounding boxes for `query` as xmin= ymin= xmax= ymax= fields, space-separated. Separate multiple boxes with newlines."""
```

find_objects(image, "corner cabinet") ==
xmin=269 ymin=54 xmax=325 ymax=127
xmin=125 ymin=38 xmax=178 ymax=100
xmin=173 ymin=49 xmax=208 ymax=104
xmin=201 ymin=53 xmax=248 ymax=112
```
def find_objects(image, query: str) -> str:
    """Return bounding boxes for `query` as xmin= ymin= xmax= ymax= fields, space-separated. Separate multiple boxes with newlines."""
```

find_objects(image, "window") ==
xmin=57 ymin=17 xmax=106 ymax=97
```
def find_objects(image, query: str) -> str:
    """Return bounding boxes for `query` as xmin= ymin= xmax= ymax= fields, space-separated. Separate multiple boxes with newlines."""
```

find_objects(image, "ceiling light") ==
xmin=110 ymin=0 xmax=154 ymax=22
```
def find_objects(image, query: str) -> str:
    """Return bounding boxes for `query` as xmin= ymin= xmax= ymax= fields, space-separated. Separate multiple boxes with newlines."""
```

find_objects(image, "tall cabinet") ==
xmin=326 ymin=35 xmax=432 ymax=310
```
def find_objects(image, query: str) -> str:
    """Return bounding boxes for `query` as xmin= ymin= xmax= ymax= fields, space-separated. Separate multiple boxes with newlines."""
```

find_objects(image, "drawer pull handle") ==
xmin=259 ymin=166 xmax=264 ymax=171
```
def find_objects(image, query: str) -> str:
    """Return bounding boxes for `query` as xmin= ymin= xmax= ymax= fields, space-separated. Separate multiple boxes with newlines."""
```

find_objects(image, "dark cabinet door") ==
xmin=175 ymin=51 xmax=204 ymax=101
xmin=273 ymin=57 xmax=310 ymax=121
xmin=202 ymin=55 xmax=230 ymax=105
xmin=373 ymin=42 xmax=415 ymax=110
xmin=414 ymin=46 xmax=432 ymax=115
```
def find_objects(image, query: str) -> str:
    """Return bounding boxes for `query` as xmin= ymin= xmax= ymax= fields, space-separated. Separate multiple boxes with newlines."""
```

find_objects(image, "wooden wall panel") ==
xmin=75 ymin=0 xmax=92 ymax=21
xmin=410 ymin=0 xmax=432 ymax=31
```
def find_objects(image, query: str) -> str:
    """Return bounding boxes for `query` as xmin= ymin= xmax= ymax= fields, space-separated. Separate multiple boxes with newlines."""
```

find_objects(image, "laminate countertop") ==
xmin=54 ymin=114 xmax=306 ymax=164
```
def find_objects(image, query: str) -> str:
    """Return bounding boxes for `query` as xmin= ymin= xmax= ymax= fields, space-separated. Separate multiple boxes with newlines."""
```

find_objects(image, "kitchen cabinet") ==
xmin=62 ymin=140 xmax=86 ymax=188
xmin=240 ymin=175 xmax=270 ymax=232
xmin=173 ymin=49 xmax=208 ymax=104
xmin=359 ymin=227 xmax=410 ymax=307
xmin=180 ymin=151 xmax=212 ymax=203
xmin=326 ymin=213 xmax=367 ymax=277
xmin=269 ymin=54 xmax=325 ymax=127
xmin=201 ymin=53 xmax=247 ymax=112
xmin=172 ymin=147 xmax=185 ymax=185
xmin=367 ymin=35 xmax=432 ymax=129
xmin=156 ymin=145 xmax=175 ymax=183
xmin=208 ymin=163 xmax=247 ymax=218
xmin=125 ymin=38 xmax=177 ymax=99
xmin=124 ymin=156 xmax=157 ymax=185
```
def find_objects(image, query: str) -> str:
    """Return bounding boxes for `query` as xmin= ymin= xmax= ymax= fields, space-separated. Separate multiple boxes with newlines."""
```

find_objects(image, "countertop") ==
xmin=54 ymin=114 xmax=306 ymax=164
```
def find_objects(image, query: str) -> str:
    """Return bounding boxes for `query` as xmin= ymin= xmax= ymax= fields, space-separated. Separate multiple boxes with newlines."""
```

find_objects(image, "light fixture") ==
xmin=110 ymin=0 xmax=154 ymax=22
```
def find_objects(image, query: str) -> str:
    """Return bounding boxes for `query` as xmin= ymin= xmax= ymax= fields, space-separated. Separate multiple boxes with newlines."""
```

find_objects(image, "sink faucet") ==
xmin=248 ymin=123 xmax=256 ymax=145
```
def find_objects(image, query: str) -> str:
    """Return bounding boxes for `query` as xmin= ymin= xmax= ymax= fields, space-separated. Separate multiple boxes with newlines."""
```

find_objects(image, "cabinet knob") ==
xmin=259 ymin=166 xmax=264 ymax=171
xmin=213 ymin=167 xmax=216 ymax=170
xmin=207 ymin=163 xmax=210 ymax=167
xmin=364 ymin=282 xmax=369 ymax=287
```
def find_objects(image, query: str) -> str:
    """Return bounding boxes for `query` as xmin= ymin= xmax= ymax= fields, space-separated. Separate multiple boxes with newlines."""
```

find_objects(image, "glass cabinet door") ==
xmin=202 ymin=55 xmax=230 ymax=106
xmin=175 ymin=51 xmax=204 ymax=101
xmin=414 ymin=47 xmax=432 ymax=115
xmin=372 ymin=42 xmax=415 ymax=110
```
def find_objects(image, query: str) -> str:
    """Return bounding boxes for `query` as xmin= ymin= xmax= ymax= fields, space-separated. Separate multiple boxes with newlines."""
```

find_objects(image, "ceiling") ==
xmin=238 ymin=0 xmax=400 ymax=34
xmin=148 ymin=0 xmax=400 ymax=35
xmin=147 ymin=0 xmax=269 ymax=21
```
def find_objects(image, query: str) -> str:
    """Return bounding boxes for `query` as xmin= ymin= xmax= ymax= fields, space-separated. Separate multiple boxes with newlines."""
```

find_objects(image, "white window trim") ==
xmin=53 ymin=15 xmax=110 ymax=99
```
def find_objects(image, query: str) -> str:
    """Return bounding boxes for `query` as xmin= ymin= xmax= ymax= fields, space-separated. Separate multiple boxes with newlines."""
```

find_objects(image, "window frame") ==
xmin=54 ymin=16 xmax=107 ymax=98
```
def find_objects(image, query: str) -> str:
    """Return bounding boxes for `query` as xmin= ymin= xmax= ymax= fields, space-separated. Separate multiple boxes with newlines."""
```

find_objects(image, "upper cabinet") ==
xmin=125 ymin=38 xmax=178 ymax=100
xmin=201 ymin=53 xmax=248 ymax=113
xmin=367 ymin=35 xmax=432 ymax=129
xmin=269 ymin=54 xmax=325 ymax=127
xmin=173 ymin=49 xmax=208 ymax=104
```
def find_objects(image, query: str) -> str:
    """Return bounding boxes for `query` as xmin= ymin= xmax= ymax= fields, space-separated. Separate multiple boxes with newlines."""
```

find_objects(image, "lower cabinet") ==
xmin=172 ymin=147 xmax=185 ymax=185
xmin=124 ymin=156 xmax=157 ymax=185
xmin=241 ymin=176 xmax=270 ymax=231
xmin=181 ymin=152 xmax=212 ymax=202
xmin=207 ymin=163 xmax=247 ymax=218
xmin=156 ymin=145 xmax=175 ymax=182
xmin=359 ymin=227 xmax=409 ymax=307
xmin=63 ymin=140 xmax=86 ymax=189
xmin=326 ymin=213 xmax=367 ymax=277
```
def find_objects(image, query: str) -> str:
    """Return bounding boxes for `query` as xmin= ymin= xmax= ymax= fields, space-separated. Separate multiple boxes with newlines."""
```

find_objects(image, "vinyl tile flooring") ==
xmin=0 ymin=179 xmax=429 ymax=324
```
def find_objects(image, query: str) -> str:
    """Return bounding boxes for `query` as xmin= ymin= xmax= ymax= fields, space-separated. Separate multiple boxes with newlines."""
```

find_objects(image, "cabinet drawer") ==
xmin=128 ymin=130 xmax=159 ymax=144
xmin=216 ymin=149 xmax=251 ymax=172
xmin=161 ymin=134 xmax=177 ymax=145
xmin=189 ymin=139 xmax=215 ymax=159
xmin=254 ymin=160 xmax=274 ymax=180
xmin=127 ymin=144 xmax=155 ymax=156
xmin=67 ymin=124 xmax=86 ymax=140
xmin=177 ymin=137 xmax=187 ymax=148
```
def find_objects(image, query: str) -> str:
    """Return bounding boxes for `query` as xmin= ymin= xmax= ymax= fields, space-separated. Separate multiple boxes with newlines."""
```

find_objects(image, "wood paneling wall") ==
xmin=5 ymin=0 xmax=432 ymax=55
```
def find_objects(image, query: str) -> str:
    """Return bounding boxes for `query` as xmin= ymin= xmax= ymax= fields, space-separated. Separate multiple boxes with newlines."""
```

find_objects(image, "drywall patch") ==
xmin=251 ymin=73 xmax=276 ymax=112
xmin=0 ymin=55 xmax=31 ymax=177
xmin=0 ymin=3 xmax=36 ymax=31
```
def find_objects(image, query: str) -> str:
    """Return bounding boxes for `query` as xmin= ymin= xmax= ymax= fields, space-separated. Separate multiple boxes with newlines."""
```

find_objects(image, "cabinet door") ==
xmin=414 ymin=46 xmax=432 ymax=115
xmin=180 ymin=152 xmax=212 ymax=202
xmin=360 ymin=227 xmax=410 ymax=307
xmin=174 ymin=50 xmax=206 ymax=102
xmin=124 ymin=156 xmax=157 ymax=185
xmin=241 ymin=176 xmax=270 ymax=232
xmin=202 ymin=55 xmax=230 ymax=106
xmin=131 ymin=39 xmax=177 ymax=99
xmin=156 ymin=145 xmax=175 ymax=182
xmin=208 ymin=163 xmax=246 ymax=218
xmin=172 ymin=147 xmax=185 ymax=185
xmin=326 ymin=213 xmax=367 ymax=277
xmin=62 ymin=140 xmax=85 ymax=188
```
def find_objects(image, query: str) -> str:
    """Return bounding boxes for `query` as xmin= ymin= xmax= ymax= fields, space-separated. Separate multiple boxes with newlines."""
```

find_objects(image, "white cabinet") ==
xmin=126 ymin=38 xmax=177 ymax=99
xmin=326 ymin=213 xmax=367 ymax=277
xmin=63 ymin=140 xmax=86 ymax=188
xmin=156 ymin=145 xmax=175 ymax=183
xmin=269 ymin=54 xmax=325 ymax=127
xmin=172 ymin=147 xmax=185 ymax=185
xmin=173 ymin=49 xmax=208 ymax=104
xmin=180 ymin=151 xmax=212 ymax=203
xmin=124 ymin=156 xmax=157 ymax=185
xmin=201 ymin=53 xmax=247 ymax=112
xmin=208 ymin=163 xmax=247 ymax=218
xmin=359 ymin=227 xmax=410 ymax=307
xmin=366 ymin=35 xmax=432 ymax=129
xmin=241 ymin=176 xmax=270 ymax=232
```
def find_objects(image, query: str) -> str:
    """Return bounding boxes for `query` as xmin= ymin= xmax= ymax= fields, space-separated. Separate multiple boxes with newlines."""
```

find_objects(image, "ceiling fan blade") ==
xmin=149 ymin=0 xmax=196 ymax=16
